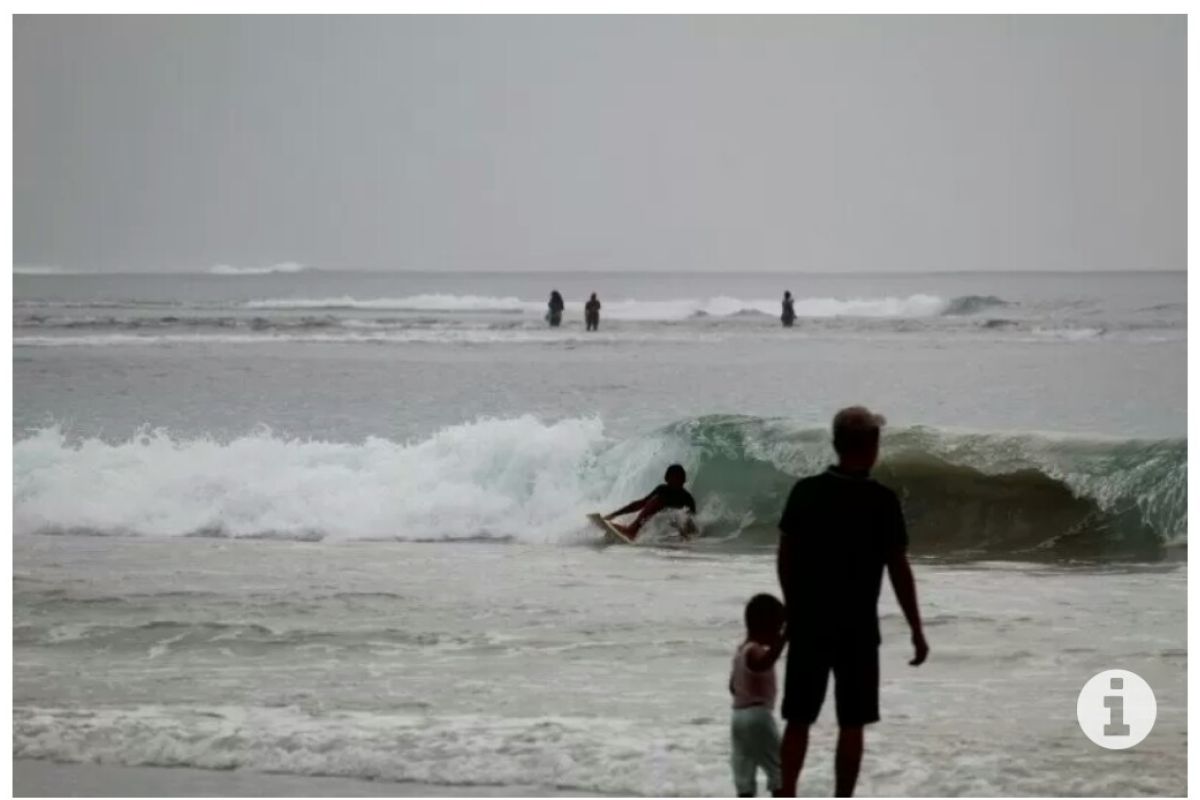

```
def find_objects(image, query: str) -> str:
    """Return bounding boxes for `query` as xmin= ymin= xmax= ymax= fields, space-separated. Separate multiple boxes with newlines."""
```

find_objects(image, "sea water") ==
xmin=13 ymin=269 xmax=1187 ymax=795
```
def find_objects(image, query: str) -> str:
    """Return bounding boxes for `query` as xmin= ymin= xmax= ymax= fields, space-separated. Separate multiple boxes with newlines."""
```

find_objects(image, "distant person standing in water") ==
xmin=585 ymin=293 xmax=602 ymax=331
xmin=776 ymin=407 xmax=928 ymax=797
xmin=546 ymin=290 xmax=565 ymax=327
xmin=781 ymin=291 xmax=796 ymax=328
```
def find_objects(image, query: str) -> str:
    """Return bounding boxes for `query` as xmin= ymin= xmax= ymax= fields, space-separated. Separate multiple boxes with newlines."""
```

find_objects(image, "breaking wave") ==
xmin=942 ymin=294 xmax=1009 ymax=315
xmin=14 ymin=415 xmax=1184 ymax=562
xmin=208 ymin=262 xmax=309 ymax=276
xmin=239 ymin=293 xmax=985 ymax=320
xmin=14 ymin=265 xmax=75 ymax=276
xmin=15 ymin=314 xmax=345 ymax=331
xmin=12 ymin=704 xmax=701 ymax=796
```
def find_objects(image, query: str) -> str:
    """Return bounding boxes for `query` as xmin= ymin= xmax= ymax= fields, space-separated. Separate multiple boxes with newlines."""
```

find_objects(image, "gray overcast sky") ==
xmin=14 ymin=15 xmax=1185 ymax=273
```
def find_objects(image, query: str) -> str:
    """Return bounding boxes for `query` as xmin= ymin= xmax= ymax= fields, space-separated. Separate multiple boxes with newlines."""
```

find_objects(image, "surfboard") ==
xmin=587 ymin=513 xmax=636 ymax=545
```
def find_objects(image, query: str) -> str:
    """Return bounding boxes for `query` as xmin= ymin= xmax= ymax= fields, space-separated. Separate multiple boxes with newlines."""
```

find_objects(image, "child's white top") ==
xmin=730 ymin=641 xmax=777 ymax=710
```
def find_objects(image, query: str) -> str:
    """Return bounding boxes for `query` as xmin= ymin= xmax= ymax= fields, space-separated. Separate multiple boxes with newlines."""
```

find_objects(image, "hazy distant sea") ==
xmin=14 ymin=269 xmax=1187 ymax=795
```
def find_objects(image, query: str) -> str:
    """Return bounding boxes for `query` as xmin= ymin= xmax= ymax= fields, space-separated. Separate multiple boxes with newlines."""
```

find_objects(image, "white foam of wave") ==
xmin=13 ymin=328 xmax=723 ymax=347
xmin=208 ymin=262 xmax=308 ymax=276
xmin=246 ymin=293 xmax=533 ymax=312
xmin=242 ymin=293 xmax=951 ymax=320
xmin=13 ymin=419 xmax=683 ymax=542
xmin=14 ymin=265 xmax=76 ymax=275
xmin=15 ymin=299 xmax=183 ymax=310
xmin=1028 ymin=327 xmax=1106 ymax=341
xmin=13 ymin=704 xmax=724 ymax=796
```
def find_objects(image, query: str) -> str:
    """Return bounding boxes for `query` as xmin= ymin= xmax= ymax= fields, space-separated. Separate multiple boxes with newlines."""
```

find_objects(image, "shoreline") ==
xmin=13 ymin=760 xmax=607 ymax=798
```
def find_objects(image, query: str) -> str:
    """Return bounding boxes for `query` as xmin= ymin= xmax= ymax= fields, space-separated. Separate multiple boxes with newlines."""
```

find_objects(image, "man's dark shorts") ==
xmin=782 ymin=643 xmax=880 ymax=727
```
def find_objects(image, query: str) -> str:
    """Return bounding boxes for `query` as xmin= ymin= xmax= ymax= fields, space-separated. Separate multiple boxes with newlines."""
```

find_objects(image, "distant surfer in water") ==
xmin=781 ymin=291 xmax=796 ymax=328
xmin=605 ymin=463 xmax=697 ymax=540
xmin=547 ymin=290 xmax=565 ymax=327
xmin=585 ymin=293 xmax=601 ymax=331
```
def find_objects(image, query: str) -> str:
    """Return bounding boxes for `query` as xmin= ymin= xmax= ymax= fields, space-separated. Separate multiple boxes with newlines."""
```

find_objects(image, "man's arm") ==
xmin=886 ymin=549 xmax=928 ymax=666
xmin=776 ymin=484 xmax=799 ymax=607
xmin=777 ymin=532 xmax=794 ymax=609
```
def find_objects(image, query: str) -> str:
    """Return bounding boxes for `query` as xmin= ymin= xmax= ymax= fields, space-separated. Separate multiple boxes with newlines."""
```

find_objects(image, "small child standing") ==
xmin=730 ymin=593 xmax=788 ymax=797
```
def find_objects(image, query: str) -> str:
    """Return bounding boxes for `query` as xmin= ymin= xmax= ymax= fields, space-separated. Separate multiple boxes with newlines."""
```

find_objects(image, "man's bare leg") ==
xmin=779 ymin=721 xmax=809 ymax=797
xmin=834 ymin=726 xmax=864 ymax=797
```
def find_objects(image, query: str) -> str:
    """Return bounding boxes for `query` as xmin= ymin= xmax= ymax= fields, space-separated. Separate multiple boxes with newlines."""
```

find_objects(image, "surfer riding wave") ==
xmin=605 ymin=463 xmax=698 ymax=540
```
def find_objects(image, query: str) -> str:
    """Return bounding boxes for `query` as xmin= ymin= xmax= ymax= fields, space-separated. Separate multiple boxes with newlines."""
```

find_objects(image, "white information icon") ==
xmin=1077 ymin=669 xmax=1156 ymax=749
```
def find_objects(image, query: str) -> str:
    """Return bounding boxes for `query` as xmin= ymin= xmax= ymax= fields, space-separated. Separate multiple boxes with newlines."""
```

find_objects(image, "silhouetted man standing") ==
xmin=776 ymin=407 xmax=928 ymax=797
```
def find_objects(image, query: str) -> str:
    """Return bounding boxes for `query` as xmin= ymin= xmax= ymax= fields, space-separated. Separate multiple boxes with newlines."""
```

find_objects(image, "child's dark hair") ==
xmin=664 ymin=464 xmax=687 ymax=482
xmin=744 ymin=593 xmax=785 ymax=631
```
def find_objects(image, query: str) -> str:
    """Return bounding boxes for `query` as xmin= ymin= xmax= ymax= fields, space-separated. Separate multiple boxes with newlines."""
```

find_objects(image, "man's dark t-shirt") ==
xmin=647 ymin=484 xmax=696 ymax=513
xmin=778 ymin=467 xmax=907 ymax=646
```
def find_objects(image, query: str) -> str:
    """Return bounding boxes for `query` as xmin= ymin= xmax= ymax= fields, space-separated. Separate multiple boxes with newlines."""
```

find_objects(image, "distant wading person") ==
xmin=585 ymin=293 xmax=601 ymax=331
xmin=776 ymin=407 xmax=928 ymax=797
xmin=547 ymin=290 xmax=565 ymax=327
xmin=781 ymin=291 xmax=796 ymax=328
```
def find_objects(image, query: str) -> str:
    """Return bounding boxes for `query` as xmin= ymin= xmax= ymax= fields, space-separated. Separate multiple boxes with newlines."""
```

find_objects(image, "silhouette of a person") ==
xmin=546 ymin=290 xmax=565 ymax=328
xmin=781 ymin=291 xmax=796 ymax=328
xmin=585 ymin=293 xmax=601 ymax=331
xmin=776 ymin=407 xmax=928 ymax=797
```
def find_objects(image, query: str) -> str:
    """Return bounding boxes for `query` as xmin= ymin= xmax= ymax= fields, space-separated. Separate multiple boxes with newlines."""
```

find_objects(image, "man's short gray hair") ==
xmin=832 ymin=406 xmax=887 ymax=454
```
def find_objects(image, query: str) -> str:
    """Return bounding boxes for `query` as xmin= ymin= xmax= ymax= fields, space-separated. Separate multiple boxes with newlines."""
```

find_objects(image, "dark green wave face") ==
xmin=645 ymin=415 xmax=1186 ymax=563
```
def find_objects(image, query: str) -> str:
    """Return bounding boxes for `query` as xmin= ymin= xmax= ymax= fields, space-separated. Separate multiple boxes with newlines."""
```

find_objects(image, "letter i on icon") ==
xmin=1103 ymin=677 xmax=1131 ymax=737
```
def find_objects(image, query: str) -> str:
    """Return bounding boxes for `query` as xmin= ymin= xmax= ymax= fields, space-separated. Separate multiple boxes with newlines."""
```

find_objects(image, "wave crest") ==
xmin=208 ymin=262 xmax=308 ymax=276
xmin=13 ymin=416 xmax=1184 ymax=561
xmin=240 ymin=293 xmax=964 ymax=320
xmin=942 ymin=294 xmax=1009 ymax=315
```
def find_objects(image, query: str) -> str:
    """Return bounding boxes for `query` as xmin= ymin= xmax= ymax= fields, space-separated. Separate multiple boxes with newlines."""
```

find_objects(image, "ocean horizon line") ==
xmin=13 ymin=267 xmax=1187 ymax=277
